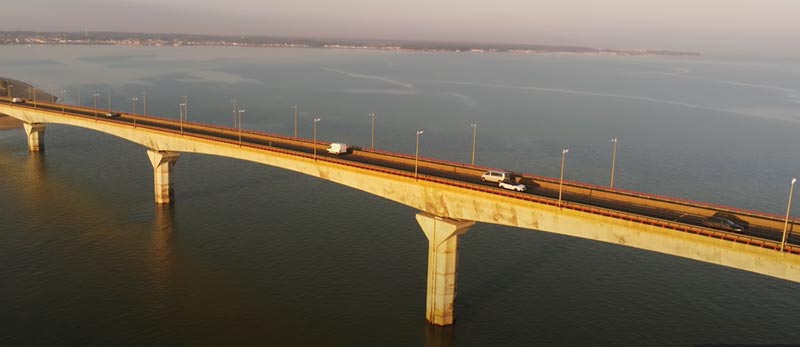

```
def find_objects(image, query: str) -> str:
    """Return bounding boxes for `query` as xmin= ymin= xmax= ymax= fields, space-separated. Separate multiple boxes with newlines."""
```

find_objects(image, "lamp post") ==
xmin=313 ymin=117 xmax=321 ymax=159
xmin=32 ymin=87 xmax=37 ymax=110
xmin=238 ymin=109 xmax=247 ymax=145
xmin=558 ymin=148 xmax=569 ymax=206
xmin=182 ymin=96 xmax=188 ymax=122
xmin=93 ymin=93 xmax=100 ymax=119
xmin=293 ymin=105 xmax=298 ymax=139
xmin=610 ymin=137 xmax=618 ymax=188
xmin=142 ymin=92 xmax=146 ymax=115
xmin=131 ymin=97 xmax=138 ymax=127
xmin=369 ymin=113 xmax=375 ymax=149
xmin=781 ymin=178 xmax=797 ymax=252
xmin=470 ymin=123 xmax=477 ymax=165
xmin=107 ymin=88 xmax=111 ymax=111
xmin=60 ymin=90 xmax=66 ymax=114
xmin=6 ymin=81 xmax=12 ymax=105
xmin=415 ymin=130 xmax=424 ymax=179
xmin=232 ymin=98 xmax=237 ymax=127
xmin=179 ymin=102 xmax=186 ymax=134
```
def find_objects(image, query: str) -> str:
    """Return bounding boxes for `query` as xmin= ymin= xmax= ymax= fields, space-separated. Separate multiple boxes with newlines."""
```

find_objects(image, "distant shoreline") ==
xmin=0 ymin=31 xmax=701 ymax=57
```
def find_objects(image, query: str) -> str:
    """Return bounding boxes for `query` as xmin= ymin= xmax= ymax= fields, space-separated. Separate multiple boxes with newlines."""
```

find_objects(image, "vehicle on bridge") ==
xmin=481 ymin=170 xmax=512 ymax=183
xmin=713 ymin=212 xmax=750 ymax=229
xmin=499 ymin=180 xmax=526 ymax=192
xmin=11 ymin=97 xmax=25 ymax=104
xmin=327 ymin=143 xmax=349 ymax=155
xmin=702 ymin=216 xmax=745 ymax=233
xmin=104 ymin=112 xmax=121 ymax=117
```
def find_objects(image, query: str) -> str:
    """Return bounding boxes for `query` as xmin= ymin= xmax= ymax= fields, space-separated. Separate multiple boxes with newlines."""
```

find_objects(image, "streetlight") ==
xmin=182 ymin=96 xmax=188 ymax=122
xmin=60 ymin=90 xmax=66 ymax=114
xmin=292 ymin=105 xmax=298 ymax=139
xmin=131 ymin=97 xmax=138 ymax=127
xmin=232 ymin=98 xmax=238 ymax=127
xmin=470 ymin=123 xmax=477 ymax=165
xmin=107 ymin=88 xmax=111 ymax=111
xmin=369 ymin=113 xmax=375 ymax=149
xmin=32 ymin=87 xmax=37 ymax=110
xmin=237 ymin=109 xmax=247 ymax=145
xmin=415 ymin=130 xmax=424 ymax=179
xmin=93 ymin=93 xmax=100 ymax=119
xmin=781 ymin=178 xmax=797 ymax=252
xmin=142 ymin=92 xmax=146 ymax=115
xmin=558 ymin=148 xmax=569 ymax=206
xmin=179 ymin=102 xmax=186 ymax=134
xmin=6 ymin=81 xmax=12 ymax=105
xmin=313 ymin=117 xmax=322 ymax=159
xmin=610 ymin=137 xmax=618 ymax=188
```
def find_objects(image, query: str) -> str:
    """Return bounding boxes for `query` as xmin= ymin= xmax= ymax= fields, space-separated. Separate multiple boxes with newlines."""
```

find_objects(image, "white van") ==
xmin=11 ymin=97 xmax=25 ymax=104
xmin=327 ymin=143 xmax=348 ymax=155
xmin=481 ymin=170 xmax=512 ymax=183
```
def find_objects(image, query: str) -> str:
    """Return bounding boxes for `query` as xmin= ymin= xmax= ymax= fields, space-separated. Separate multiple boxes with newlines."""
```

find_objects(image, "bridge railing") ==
xmin=130 ymin=116 xmax=797 ymax=256
xmin=15 ymin=101 xmax=800 ymax=253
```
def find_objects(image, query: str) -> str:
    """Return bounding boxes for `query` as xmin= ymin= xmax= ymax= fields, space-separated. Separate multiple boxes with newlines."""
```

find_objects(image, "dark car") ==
xmin=713 ymin=212 xmax=750 ymax=229
xmin=701 ymin=216 xmax=745 ymax=233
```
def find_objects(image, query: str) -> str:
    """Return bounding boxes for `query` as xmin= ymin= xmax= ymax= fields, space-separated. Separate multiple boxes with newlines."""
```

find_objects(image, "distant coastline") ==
xmin=0 ymin=31 xmax=701 ymax=57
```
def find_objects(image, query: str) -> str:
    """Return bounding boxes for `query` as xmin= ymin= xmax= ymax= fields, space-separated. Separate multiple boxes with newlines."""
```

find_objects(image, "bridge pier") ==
xmin=416 ymin=212 xmax=475 ymax=326
xmin=147 ymin=150 xmax=180 ymax=204
xmin=23 ymin=123 xmax=46 ymax=152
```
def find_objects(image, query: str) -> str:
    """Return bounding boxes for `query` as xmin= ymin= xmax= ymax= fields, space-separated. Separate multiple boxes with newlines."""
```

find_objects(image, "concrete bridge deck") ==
xmin=2 ymin=96 xmax=799 ymax=325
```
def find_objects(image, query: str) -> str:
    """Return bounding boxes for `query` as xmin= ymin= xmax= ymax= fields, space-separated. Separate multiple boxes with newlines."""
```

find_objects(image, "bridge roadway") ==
xmin=4 ymin=96 xmax=800 ymax=326
xmin=6 ymin=97 xmax=798 ymax=247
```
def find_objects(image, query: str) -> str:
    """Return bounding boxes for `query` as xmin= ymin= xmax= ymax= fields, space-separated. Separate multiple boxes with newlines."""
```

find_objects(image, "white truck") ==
xmin=327 ymin=143 xmax=349 ymax=155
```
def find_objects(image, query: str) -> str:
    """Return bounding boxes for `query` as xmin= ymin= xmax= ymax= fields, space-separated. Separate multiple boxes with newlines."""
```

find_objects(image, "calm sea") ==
xmin=2 ymin=45 xmax=800 ymax=345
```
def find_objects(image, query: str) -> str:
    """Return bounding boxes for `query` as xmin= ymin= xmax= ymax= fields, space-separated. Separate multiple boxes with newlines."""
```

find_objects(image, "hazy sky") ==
xmin=3 ymin=0 xmax=800 ymax=56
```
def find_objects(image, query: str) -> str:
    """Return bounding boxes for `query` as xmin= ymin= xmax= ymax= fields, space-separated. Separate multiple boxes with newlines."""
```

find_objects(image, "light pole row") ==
xmin=24 ymin=91 xmax=800 ymax=252
xmin=558 ymin=138 xmax=619 ymax=207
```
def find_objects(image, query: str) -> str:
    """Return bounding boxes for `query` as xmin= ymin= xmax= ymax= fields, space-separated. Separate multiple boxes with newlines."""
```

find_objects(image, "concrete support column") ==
xmin=416 ymin=212 xmax=475 ymax=326
xmin=23 ymin=123 xmax=46 ymax=152
xmin=147 ymin=150 xmax=180 ymax=204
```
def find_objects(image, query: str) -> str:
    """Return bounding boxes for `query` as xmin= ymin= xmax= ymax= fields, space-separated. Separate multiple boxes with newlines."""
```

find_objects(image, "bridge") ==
xmin=2 ymin=95 xmax=800 ymax=326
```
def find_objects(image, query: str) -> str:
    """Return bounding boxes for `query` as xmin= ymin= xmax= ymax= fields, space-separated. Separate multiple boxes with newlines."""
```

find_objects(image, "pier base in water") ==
xmin=23 ymin=123 xmax=46 ymax=152
xmin=416 ymin=212 xmax=475 ymax=326
xmin=147 ymin=150 xmax=180 ymax=204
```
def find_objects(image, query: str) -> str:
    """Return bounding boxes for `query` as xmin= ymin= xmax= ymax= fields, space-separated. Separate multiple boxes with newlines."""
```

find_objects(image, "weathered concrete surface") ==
xmin=22 ymin=122 xmax=45 ymax=152
xmin=2 ymin=104 xmax=800 ymax=285
xmin=416 ymin=212 xmax=474 ymax=325
xmin=147 ymin=150 xmax=180 ymax=204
